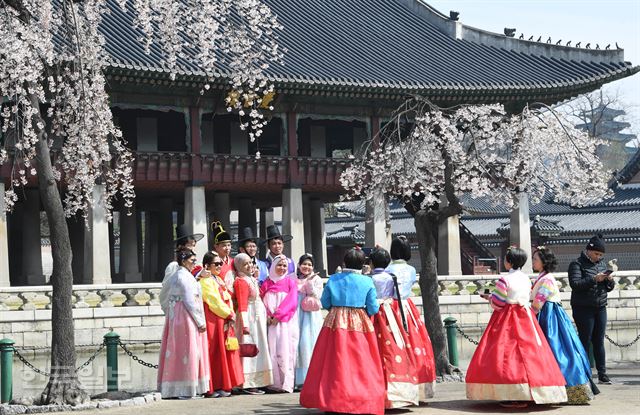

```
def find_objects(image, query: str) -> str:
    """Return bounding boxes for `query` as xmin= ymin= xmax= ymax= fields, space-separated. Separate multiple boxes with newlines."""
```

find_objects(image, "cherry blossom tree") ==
xmin=1 ymin=0 xmax=281 ymax=404
xmin=340 ymin=96 xmax=612 ymax=375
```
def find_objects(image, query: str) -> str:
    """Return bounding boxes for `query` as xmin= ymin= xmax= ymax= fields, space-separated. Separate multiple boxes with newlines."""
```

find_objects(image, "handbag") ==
xmin=239 ymin=333 xmax=259 ymax=357
xmin=225 ymin=325 xmax=239 ymax=351
xmin=301 ymin=295 xmax=321 ymax=312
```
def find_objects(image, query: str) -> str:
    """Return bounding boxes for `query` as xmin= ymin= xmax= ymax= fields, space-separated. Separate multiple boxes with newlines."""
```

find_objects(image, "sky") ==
xmin=428 ymin=0 xmax=640 ymax=146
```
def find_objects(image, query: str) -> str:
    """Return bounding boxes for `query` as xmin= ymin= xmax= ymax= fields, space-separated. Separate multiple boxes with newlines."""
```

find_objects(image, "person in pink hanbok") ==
xmin=158 ymin=248 xmax=210 ymax=399
xmin=260 ymin=255 xmax=299 ymax=393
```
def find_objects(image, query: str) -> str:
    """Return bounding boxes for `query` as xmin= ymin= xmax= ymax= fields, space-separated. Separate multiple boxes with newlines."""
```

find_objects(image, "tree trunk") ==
xmin=27 ymin=93 xmax=88 ymax=405
xmin=414 ymin=209 xmax=453 ymax=376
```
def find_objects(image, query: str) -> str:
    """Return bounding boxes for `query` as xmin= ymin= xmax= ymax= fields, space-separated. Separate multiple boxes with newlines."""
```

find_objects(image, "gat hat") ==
xmin=586 ymin=233 xmax=606 ymax=253
xmin=174 ymin=224 xmax=204 ymax=245
xmin=211 ymin=221 xmax=232 ymax=245
xmin=265 ymin=224 xmax=293 ymax=243
xmin=237 ymin=227 xmax=264 ymax=247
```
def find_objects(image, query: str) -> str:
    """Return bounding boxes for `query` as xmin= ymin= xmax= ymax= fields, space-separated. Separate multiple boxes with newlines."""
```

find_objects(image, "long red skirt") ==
xmin=204 ymin=307 xmax=244 ymax=392
xmin=374 ymin=299 xmax=418 ymax=408
xmin=403 ymin=298 xmax=436 ymax=399
xmin=466 ymin=304 xmax=568 ymax=404
xmin=300 ymin=307 xmax=386 ymax=415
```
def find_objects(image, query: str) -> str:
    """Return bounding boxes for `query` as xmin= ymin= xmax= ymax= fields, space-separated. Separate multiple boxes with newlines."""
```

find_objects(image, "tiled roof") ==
xmin=497 ymin=215 xmax=564 ymax=237
xmin=462 ymin=182 xmax=640 ymax=215
xmin=615 ymin=148 xmax=640 ymax=185
xmin=100 ymin=0 xmax=638 ymax=97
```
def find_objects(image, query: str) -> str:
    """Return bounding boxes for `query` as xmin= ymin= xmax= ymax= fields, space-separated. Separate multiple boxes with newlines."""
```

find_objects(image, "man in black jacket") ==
xmin=568 ymin=234 xmax=616 ymax=384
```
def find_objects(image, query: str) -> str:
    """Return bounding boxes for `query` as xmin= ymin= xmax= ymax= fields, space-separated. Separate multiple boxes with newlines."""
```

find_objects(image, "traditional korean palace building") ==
xmin=1 ymin=0 xmax=638 ymax=286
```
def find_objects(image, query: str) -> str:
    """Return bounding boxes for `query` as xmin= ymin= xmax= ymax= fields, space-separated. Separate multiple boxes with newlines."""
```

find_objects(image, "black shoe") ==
xmin=598 ymin=374 xmax=612 ymax=384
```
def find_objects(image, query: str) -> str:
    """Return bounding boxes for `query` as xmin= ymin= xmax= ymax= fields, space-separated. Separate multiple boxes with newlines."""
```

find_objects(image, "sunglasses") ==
xmin=213 ymin=261 xmax=224 ymax=266
xmin=189 ymin=258 xmax=197 ymax=263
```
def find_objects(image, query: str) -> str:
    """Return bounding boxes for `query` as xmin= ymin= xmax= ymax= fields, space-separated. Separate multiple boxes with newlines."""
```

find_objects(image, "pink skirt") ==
xmin=157 ymin=302 xmax=210 ymax=398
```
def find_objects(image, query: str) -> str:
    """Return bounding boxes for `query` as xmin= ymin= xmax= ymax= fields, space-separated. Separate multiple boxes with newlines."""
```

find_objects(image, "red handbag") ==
xmin=239 ymin=333 xmax=259 ymax=358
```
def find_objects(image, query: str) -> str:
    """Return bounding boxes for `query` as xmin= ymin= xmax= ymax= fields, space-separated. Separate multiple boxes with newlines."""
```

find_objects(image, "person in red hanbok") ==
xmin=386 ymin=236 xmax=436 ymax=402
xmin=466 ymin=247 xmax=568 ymax=407
xmin=197 ymin=251 xmax=244 ymax=397
xmin=233 ymin=253 xmax=273 ymax=394
xmin=370 ymin=246 xmax=419 ymax=408
xmin=300 ymin=248 xmax=385 ymax=415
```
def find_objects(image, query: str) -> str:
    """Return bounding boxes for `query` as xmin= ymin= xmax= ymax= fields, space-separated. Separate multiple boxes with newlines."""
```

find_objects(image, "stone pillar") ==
xmin=0 ymin=183 xmax=10 ymax=286
xmin=83 ymin=185 xmax=112 ymax=284
xmin=259 ymin=207 xmax=274 ymax=258
xmin=185 ymin=186 xmax=208 ymax=261
xmin=510 ymin=192 xmax=532 ymax=273
xmin=282 ymin=187 xmax=304 ymax=262
xmin=238 ymin=198 xmax=256 ymax=236
xmin=117 ymin=203 xmax=142 ymax=282
xmin=365 ymin=196 xmax=390 ymax=249
xmin=212 ymin=192 xmax=231 ymax=232
xmin=23 ymin=189 xmax=44 ymax=285
xmin=438 ymin=215 xmax=463 ymax=276
xmin=310 ymin=199 xmax=328 ymax=277
xmin=302 ymin=194 xmax=313 ymax=254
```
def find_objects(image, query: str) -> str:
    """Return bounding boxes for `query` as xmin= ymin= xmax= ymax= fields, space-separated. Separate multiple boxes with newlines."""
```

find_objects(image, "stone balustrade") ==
xmin=1 ymin=271 xmax=639 ymax=311
xmin=0 ymin=283 xmax=162 ymax=312
xmin=434 ymin=270 xmax=640 ymax=296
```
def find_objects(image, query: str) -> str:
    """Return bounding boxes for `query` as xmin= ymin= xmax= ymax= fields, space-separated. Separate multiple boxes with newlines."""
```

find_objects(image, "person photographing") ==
xmin=568 ymin=234 xmax=616 ymax=384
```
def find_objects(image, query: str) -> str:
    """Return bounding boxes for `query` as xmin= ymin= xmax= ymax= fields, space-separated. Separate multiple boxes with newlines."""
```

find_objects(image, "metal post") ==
xmin=104 ymin=331 xmax=120 ymax=392
xmin=0 ymin=338 xmax=14 ymax=403
xmin=443 ymin=317 xmax=459 ymax=367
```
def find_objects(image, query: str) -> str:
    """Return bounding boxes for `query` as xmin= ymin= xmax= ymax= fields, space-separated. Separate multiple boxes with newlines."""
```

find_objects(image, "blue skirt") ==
xmin=537 ymin=301 xmax=591 ymax=387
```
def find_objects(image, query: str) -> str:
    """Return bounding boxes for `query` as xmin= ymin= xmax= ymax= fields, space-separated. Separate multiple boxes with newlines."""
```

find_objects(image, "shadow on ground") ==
xmin=428 ymin=400 xmax=565 ymax=414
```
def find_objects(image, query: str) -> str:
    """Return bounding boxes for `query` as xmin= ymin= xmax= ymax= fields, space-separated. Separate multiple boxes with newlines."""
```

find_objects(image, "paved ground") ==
xmin=60 ymin=363 xmax=639 ymax=415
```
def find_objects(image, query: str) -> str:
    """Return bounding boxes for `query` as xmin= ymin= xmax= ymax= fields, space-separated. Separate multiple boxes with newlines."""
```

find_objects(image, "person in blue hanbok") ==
xmin=531 ymin=246 xmax=599 ymax=404
xmin=294 ymin=254 xmax=323 ymax=388
xmin=300 ymin=248 xmax=385 ymax=414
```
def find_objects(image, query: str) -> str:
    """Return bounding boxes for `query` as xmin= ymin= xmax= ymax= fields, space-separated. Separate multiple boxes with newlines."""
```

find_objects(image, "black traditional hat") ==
xmin=211 ymin=221 xmax=232 ymax=245
xmin=237 ymin=227 xmax=264 ymax=247
xmin=265 ymin=224 xmax=293 ymax=243
xmin=174 ymin=224 xmax=204 ymax=245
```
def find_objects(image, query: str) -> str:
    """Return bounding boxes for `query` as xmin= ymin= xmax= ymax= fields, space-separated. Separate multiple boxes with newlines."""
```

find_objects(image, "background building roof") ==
xmin=100 ymin=0 xmax=638 ymax=98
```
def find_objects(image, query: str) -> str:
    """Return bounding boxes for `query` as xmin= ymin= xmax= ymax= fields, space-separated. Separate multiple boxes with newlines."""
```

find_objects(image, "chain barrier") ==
xmin=12 ymin=348 xmax=50 ymax=377
xmin=12 ymin=343 xmax=107 ymax=377
xmin=75 ymin=344 xmax=105 ymax=372
xmin=455 ymin=326 xmax=480 ymax=345
xmin=605 ymin=333 xmax=640 ymax=348
xmin=117 ymin=340 xmax=159 ymax=369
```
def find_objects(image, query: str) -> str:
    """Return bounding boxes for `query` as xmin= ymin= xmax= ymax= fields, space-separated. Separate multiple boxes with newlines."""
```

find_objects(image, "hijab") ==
xmin=234 ymin=253 xmax=252 ymax=278
xmin=268 ymin=254 xmax=290 ymax=283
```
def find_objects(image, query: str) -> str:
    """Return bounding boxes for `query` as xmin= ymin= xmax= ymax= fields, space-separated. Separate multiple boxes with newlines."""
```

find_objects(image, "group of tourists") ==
xmin=156 ymin=220 xmax=614 ymax=413
xmin=157 ymin=222 xmax=324 ymax=399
